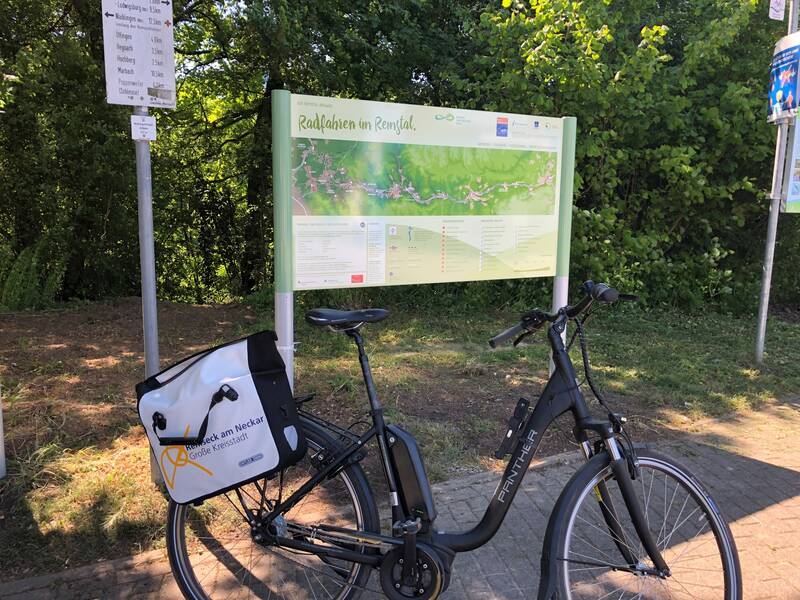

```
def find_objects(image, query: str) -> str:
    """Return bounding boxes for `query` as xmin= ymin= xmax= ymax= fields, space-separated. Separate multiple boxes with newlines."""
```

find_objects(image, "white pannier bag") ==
xmin=136 ymin=330 xmax=305 ymax=504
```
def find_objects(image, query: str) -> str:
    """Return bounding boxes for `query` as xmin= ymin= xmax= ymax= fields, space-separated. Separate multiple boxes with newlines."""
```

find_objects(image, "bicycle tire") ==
xmin=166 ymin=417 xmax=380 ymax=600
xmin=544 ymin=448 xmax=742 ymax=600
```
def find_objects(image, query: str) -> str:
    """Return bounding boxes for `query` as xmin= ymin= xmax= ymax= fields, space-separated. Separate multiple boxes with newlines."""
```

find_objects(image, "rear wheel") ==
xmin=554 ymin=449 xmax=741 ymax=599
xmin=166 ymin=419 xmax=380 ymax=600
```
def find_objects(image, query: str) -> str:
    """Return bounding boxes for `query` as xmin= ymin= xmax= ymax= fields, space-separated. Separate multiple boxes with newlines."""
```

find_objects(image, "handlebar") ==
xmin=489 ymin=281 xmax=636 ymax=347
xmin=488 ymin=322 xmax=527 ymax=348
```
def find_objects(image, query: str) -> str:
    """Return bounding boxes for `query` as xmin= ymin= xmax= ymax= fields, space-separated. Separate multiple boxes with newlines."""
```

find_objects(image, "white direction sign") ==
xmin=131 ymin=115 xmax=157 ymax=140
xmin=102 ymin=0 xmax=176 ymax=109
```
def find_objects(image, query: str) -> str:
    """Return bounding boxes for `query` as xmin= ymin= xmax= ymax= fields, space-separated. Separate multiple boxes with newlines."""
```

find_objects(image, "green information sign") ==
xmin=271 ymin=90 xmax=576 ymax=379
xmin=274 ymin=92 xmax=574 ymax=290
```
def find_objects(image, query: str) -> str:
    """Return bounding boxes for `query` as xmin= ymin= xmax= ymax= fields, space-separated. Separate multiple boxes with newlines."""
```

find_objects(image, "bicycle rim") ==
xmin=560 ymin=454 xmax=739 ymax=600
xmin=168 ymin=436 xmax=368 ymax=600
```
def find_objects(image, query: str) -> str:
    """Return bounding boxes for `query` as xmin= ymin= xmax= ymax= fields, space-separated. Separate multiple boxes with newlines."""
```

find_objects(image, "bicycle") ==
xmin=165 ymin=281 xmax=742 ymax=599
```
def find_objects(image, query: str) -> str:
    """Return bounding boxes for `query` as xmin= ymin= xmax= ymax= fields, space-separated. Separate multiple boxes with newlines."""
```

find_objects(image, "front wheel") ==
xmin=551 ymin=448 xmax=742 ymax=600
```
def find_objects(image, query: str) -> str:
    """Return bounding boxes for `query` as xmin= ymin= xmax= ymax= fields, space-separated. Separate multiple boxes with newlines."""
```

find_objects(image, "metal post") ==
xmin=272 ymin=90 xmax=294 ymax=389
xmin=756 ymin=1 xmax=799 ymax=363
xmin=134 ymin=105 xmax=163 ymax=483
xmin=0 ymin=388 xmax=6 ymax=479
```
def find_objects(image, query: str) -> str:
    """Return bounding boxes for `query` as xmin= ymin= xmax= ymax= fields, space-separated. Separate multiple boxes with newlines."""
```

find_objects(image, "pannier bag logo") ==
xmin=160 ymin=425 xmax=214 ymax=489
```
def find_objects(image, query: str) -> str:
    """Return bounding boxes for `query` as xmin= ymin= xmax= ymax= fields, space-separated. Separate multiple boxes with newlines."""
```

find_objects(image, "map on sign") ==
xmin=289 ymin=95 xmax=563 ymax=290
xmin=292 ymin=140 xmax=556 ymax=217
xmin=101 ymin=0 xmax=176 ymax=109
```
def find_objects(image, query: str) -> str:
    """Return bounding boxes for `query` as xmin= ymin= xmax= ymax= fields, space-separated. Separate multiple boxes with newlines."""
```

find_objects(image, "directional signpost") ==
xmin=101 ymin=0 xmax=176 ymax=109
xmin=102 ymin=0 xmax=176 ymax=482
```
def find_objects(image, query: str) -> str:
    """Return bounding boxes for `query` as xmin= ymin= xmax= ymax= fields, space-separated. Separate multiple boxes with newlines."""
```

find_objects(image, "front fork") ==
xmin=579 ymin=437 xmax=670 ymax=577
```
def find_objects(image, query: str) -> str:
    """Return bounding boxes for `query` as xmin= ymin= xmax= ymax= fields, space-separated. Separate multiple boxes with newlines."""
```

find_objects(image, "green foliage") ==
xmin=0 ymin=0 xmax=797 ymax=310
xmin=444 ymin=0 xmax=791 ymax=309
xmin=0 ymin=4 xmax=138 ymax=304
xmin=1 ymin=247 xmax=40 ymax=309
xmin=0 ymin=241 xmax=65 ymax=310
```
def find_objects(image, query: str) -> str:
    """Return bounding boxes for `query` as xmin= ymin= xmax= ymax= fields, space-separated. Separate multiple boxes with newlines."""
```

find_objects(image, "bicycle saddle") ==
xmin=305 ymin=308 xmax=389 ymax=328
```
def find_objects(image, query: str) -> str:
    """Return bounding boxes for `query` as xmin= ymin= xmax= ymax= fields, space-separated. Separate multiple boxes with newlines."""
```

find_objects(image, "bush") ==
xmin=0 ymin=243 xmax=67 ymax=310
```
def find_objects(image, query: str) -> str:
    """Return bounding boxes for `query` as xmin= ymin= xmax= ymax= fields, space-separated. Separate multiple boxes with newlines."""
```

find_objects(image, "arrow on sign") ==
xmin=161 ymin=0 xmax=169 ymax=4
xmin=103 ymin=11 xmax=115 ymax=17
xmin=164 ymin=19 xmax=172 ymax=27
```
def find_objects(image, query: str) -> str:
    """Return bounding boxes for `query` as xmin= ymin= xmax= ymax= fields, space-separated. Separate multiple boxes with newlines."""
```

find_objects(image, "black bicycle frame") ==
xmin=263 ymin=315 xmax=668 ymax=574
xmin=435 ymin=319 xmax=588 ymax=551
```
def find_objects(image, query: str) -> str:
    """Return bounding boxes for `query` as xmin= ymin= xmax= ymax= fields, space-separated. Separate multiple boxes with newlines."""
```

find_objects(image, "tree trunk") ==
xmin=240 ymin=74 xmax=282 ymax=294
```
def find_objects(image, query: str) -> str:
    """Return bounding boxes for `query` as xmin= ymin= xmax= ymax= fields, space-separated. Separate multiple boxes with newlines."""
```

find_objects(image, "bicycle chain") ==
xmin=257 ymin=539 xmax=387 ymax=596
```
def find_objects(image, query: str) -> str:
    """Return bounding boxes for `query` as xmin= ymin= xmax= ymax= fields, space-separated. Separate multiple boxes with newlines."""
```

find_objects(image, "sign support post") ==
xmin=757 ymin=0 xmax=799 ymax=363
xmin=102 ymin=0 xmax=175 ymax=482
xmin=0 ymin=389 xmax=5 ymax=479
xmin=273 ymin=90 xmax=294 ymax=387
xmin=553 ymin=117 xmax=577 ymax=325
xmin=134 ymin=105 xmax=163 ymax=483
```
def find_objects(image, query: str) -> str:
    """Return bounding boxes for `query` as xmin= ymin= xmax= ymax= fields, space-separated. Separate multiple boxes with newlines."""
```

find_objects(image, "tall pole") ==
xmin=756 ymin=0 xmax=799 ymax=363
xmin=134 ymin=105 xmax=163 ymax=483
xmin=0 ymin=388 xmax=6 ymax=479
xmin=272 ymin=90 xmax=294 ymax=389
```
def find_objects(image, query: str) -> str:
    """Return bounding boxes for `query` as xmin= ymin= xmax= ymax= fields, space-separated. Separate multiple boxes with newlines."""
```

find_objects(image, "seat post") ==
xmin=348 ymin=330 xmax=382 ymax=414
xmin=348 ymin=329 xmax=405 ymax=522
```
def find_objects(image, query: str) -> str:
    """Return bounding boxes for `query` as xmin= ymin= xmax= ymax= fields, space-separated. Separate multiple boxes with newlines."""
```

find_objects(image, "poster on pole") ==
xmin=770 ymin=0 xmax=786 ymax=21
xmin=781 ymin=117 xmax=800 ymax=213
xmin=101 ymin=0 xmax=176 ymax=109
xmin=769 ymin=32 xmax=800 ymax=122
xmin=288 ymin=94 xmax=564 ymax=290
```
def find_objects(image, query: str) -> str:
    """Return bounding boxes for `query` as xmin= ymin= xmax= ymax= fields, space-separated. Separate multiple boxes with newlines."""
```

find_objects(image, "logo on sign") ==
xmin=351 ymin=274 xmax=364 ymax=283
xmin=496 ymin=117 xmax=508 ymax=137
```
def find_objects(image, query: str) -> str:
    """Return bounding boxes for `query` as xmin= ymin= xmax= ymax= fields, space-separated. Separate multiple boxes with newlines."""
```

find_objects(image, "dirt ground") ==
xmin=0 ymin=298 xmax=680 ymax=580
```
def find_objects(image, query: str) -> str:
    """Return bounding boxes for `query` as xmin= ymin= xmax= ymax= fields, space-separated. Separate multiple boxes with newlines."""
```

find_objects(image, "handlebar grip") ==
xmin=590 ymin=282 xmax=619 ymax=303
xmin=489 ymin=322 xmax=527 ymax=348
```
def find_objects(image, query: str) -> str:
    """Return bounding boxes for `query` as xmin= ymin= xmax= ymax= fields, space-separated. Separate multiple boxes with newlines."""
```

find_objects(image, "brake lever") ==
xmin=512 ymin=330 xmax=535 ymax=347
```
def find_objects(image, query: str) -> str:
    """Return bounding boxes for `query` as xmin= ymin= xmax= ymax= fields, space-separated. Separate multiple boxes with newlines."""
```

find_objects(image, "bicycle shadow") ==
xmin=435 ymin=405 xmax=800 ymax=599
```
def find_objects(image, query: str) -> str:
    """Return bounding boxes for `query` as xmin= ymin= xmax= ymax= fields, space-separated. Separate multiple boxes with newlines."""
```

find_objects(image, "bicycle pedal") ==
xmin=494 ymin=397 xmax=530 ymax=459
xmin=393 ymin=517 xmax=422 ymax=536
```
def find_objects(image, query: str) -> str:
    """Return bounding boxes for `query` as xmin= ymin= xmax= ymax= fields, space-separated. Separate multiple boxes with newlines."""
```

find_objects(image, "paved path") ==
xmin=3 ymin=399 xmax=799 ymax=599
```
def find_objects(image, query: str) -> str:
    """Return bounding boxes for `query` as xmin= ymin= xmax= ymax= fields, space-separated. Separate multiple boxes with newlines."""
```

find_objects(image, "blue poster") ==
xmin=769 ymin=34 xmax=800 ymax=122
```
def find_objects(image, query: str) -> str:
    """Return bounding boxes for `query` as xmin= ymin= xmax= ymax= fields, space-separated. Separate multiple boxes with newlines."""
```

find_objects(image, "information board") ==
xmin=287 ymin=94 xmax=564 ymax=290
xmin=101 ymin=0 xmax=176 ymax=109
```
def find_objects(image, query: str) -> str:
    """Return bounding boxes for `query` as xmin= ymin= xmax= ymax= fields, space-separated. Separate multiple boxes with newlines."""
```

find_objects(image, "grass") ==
xmin=289 ymin=301 xmax=800 ymax=419
xmin=1 ymin=298 xmax=800 ymax=580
